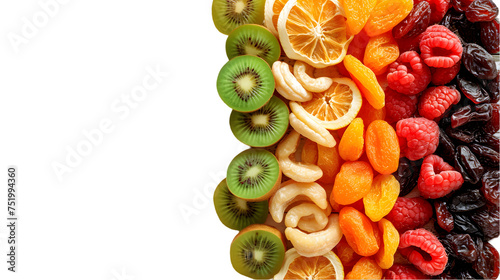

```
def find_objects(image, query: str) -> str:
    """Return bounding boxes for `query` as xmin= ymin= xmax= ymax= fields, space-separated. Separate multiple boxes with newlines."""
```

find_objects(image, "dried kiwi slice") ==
xmin=226 ymin=24 xmax=281 ymax=66
xmin=213 ymin=179 xmax=268 ymax=230
xmin=226 ymin=148 xmax=281 ymax=202
xmin=230 ymin=96 xmax=289 ymax=147
xmin=212 ymin=0 xmax=266 ymax=35
xmin=230 ymin=224 xmax=286 ymax=279
xmin=217 ymin=55 xmax=275 ymax=112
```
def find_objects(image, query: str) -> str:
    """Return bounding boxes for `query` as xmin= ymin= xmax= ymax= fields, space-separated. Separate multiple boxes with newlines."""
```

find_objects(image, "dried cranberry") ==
xmin=435 ymin=200 xmax=454 ymax=232
xmin=480 ymin=19 xmax=500 ymax=54
xmin=462 ymin=43 xmax=498 ymax=80
xmin=470 ymin=203 xmax=500 ymax=241
xmin=449 ymin=188 xmax=486 ymax=212
xmin=454 ymin=145 xmax=484 ymax=184
xmin=465 ymin=0 xmax=499 ymax=22
xmin=456 ymin=72 xmax=491 ymax=104
xmin=473 ymin=241 xmax=500 ymax=279
xmin=481 ymin=169 xmax=499 ymax=204
xmin=469 ymin=143 xmax=499 ymax=167
xmin=393 ymin=1 xmax=431 ymax=39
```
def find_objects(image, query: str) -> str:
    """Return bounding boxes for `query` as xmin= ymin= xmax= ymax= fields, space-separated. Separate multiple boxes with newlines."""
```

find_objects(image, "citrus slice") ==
xmin=290 ymin=77 xmax=362 ymax=130
xmin=264 ymin=0 xmax=289 ymax=37
xmin=273 ymin=248 xmax=344 ymax=279
xmin=277 ymin=0 xmax=353 ymax=68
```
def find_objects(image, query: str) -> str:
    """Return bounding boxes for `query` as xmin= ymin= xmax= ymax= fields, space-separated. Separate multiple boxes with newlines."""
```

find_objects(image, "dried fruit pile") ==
xmin=211 ymin=0 xmax=499 ymax=279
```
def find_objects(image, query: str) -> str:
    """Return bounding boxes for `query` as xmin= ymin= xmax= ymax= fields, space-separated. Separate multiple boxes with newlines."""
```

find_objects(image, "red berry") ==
xmin=384 ymin=264 xmax=428 ymax=279
xmin=418 ymin=154 xmax=464 ymax=199
xmin=385 ymin=197 xmax=433 ymax=233
xmin=430 ymin=61 xmax=461 ymax=85
xmin=385 ymin=88 xmax=419 ymax=124
xmin=399 ymin=229 xmax=448 ymax=276
xmin=418 ymin=86 xmax=461 ymax=120
xmin=420 ymin=25 xmax=463 ymax=68
xmin=387 ymin=51 xmax=432 ymax=95
xmin=396 ymin=117 xmax=440 ymax=161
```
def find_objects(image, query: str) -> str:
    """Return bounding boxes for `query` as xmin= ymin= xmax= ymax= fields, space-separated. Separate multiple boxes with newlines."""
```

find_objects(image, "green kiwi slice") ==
xmin=213 ymin=179 xmax=268 ymax=230
xmin=212 ymin=0 xmax=266 ymax=35
xmin=230 ymin=224 xmax=285 ymax=279
xmin=226 ymin=24 xmax=281 ymax=66
xmin=226 ymin=148 xmax=281 ymax=202
xmin=230 ymin=96 xmax=289 ymax=147
xmin=217 ymin=55 xmax=275 ymax=112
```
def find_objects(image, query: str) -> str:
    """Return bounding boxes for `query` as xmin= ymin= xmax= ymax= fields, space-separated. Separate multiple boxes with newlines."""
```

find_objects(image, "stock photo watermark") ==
xmin=51 ymin=64 xmax=169 ymax=182
xmin=8 ymin=0 xmax=71 ymax=53
xmin=110 ymin=267 xmax=135 ymax=280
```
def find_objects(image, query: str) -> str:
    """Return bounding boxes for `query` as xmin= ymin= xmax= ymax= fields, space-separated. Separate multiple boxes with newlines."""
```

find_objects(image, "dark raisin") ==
xmin=443 ymin=234 xmax=478 ymax=262
xmin=480 ymin=18 xmax=500 ymax=54
xmin=470 ymin=203 xmax=500 ymax=241
xmin=453 ymin=213 xmax=483 ymax=237
xmin=465 ymin=0 xmax=499 ymax=22
xmin=451 ymin=0 xmax=475 ymax=11
xmin=435 ymin=200 xmax=454 ymax=232
xmin=392 ymin=157 xmax=421 ymax=196
xmin=446 ymin=123 xmax=479 ymax=143
xmin=449 ymin=188 xmax=486 ymax=212
xmin=456 ymin=16 xmax=483 ymax=44
xmin=469 ymin=143 xmax=499 ymax=167
xmin=485 ymin=72 xmax=500 ymax=102
xmin=436 ymin=127 xmax=456 ymax=163
xmin=484 ymin=103 xmax=500 ymax=134
xmin=481 ymin=169 xmax=499 ymax=204
xmin=456 ymin=72 xmax=491 ymax=104
xmin=393 ymin=1 xmax=431 ymax=39
xmin=440 ymin=8 xmax=465 ymax=30
xmin=473 ymin=241 xmax=500 ymax=279
xmin=433 ymin=272 xmax=455 ymax=279
xmin=462 ymin=43 xmax=498 ymax=80
xmin=474 ymin=130 xmax=500 ymax=151
xmin=451 ymin=104 xmax=492 ymax=128
xmin=454 ymin=145 xmax=484 ymax=184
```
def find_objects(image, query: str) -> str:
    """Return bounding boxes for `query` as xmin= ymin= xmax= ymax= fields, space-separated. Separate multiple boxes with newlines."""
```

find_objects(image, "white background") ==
xmin=0 ymin=0 xmax=498 ymax=279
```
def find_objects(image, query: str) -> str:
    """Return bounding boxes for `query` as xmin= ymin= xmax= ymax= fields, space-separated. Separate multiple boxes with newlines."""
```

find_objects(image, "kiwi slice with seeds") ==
xmin=230 ymin=224 xmax=286 ymax=279
xmin=217 ymin=55 xmax=275 ymax=112
xmin=226 ymin=148 xmax=281 ymax=202
xmin=226 ymin=24 xmax=281 ymax=66
xmin=230 ymin=95 xmax=289 ymax=147
xmin=212 ymin=0 xmax=266 ymax=35
xmin=213 ymin=179 xmax=268 ymax=230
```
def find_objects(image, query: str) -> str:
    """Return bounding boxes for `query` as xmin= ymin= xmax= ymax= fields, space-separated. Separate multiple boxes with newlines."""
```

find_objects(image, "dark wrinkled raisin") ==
xmin=449 ymin=189 xmax=486 ymax=212
xmin=480 ymin=18 xmax=500 ymax=54
xmin=435 ymin=200 xmax=454 ymax=232
xmin=454 ymin=145 xmax=484 ymax=184
xmin=462 ymin=43 xmax=498 ymax=80
xmin=456 ymin=16 xmax=483 ymax=44
xmin=484 ymin=103 xmax=500 ymax=134
xmin=451 ymin=0 xmax=474 ymax=11
xmin=451 ymin=104 xmax=492 ymax=128
xmin=392 ymin=157 xmax=421 ymax=196
xmin=473 ymin=241 xmax=500 ymax=279
xmin=481 ymin=169 xmax=499 ymax=204
xmin=443 ymin=234 xmax=478 ymax=263
xmin=436 ymin=127 xmax=456 ymax=163
xmin=453 ymin=213 xmax=483 ymax=237
xmin=393 ymin=1 xmax=431 ymax=39
xmin=456 ymin=72 xmax=491 ymax=104
xmin=451 ymin=261 xmax=483 ymax=279
xmin=485 ymin=72 xmax=500 ymax=102
xmin=440 ymin=9 xmax=465 ymax=30
xmin=469 ymin=143 xmax=499 ymax=167
xmin=474 ymin=131 xmax=500 ymax=151
xmin=465 ymin=0 xmax=499 ymax=22
xmin=470 ymin=203 xmax=500 ymax=241
xmin=446 ymin=123 xmax=479 ymax=143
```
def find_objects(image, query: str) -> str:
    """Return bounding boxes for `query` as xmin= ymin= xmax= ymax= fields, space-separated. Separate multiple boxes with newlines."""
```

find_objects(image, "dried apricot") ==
xmin=346 ymin=257 xmax=383 ymax=279
xmin=363 ymin=32 xmax=400 ymax=75
xmin=363 ymin=174 xmax=400 ymax=222
xmin=341 ymin=0 xmax=377 ymax=35
xmin=330 ymin=194 xmax=365 ymax=213
xmin=364 ymin=0 xmax=413 ymax=37
xmin=356 ymin=97 xmax=386 ymax=127
xmin=339 ymin=118 xmax=364 ymax=161
xmin=343 ymin=55 xmax=385 ymax=110
xmin=317 ymin=143 xmax=343 ymax=184
xmin=334 ymin=237 xmax=362 ymax=267
xmin=365 ymin=120 xmax=400 ymax=174
xmin=375 ymin=218 xmax=399 ymax=269
xmin=332 ymin=161 xmax=374 ymax=205
xmin=339 ymin=207 xmax=380 ymax=256
xmin=301 ymin=138 xmax=318 ymax=164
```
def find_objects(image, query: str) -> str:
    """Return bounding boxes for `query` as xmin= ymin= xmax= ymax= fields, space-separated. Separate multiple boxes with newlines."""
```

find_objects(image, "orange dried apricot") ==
xmin=344 ymin=55 xmax=385 ymax=110
xmin=330 ymin=194 xmax=365 ymax=213
xmin=332 ymin=161 xmax=373 ymax=205
xmin=356 ymin=97 xmax=386 ymax=127
xmin=363 ymin=174 xmax=400 ymax=222
xmin=339 ymin=118 xmax=364 ymax=161
xmin=363 ymin=32 xmax=400 ymax=75
xmin=365 ymin=120 xmax=400 ymax=174
xmin=375 ymin=218 xmax=399 ymax=269
xmin=301 ymin=138 xmax=318 ymax=164
xmin=339 ymin=207 xmax=380 ymax=257
xmin=334 ymin=237 xmax=361 ymax=267
xmin=317 ymin=143 xmax=343 ymax=184
xmin=363 ymin=0 xmax=413 ymax=37
xmin=346 ymin=257 xmax=383 ymax=279
xmin=340 ymin=0 xmax=377 ymax=36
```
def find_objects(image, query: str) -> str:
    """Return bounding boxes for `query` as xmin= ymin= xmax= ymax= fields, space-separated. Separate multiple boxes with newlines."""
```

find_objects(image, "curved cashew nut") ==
xmin=272 ymin=61 xmax=312 ymax=102
xmin=294 ymin=61 xmax=333 ymax=92
xmin=289 ymin=112 xmax=336 ymax=148
xmin=269 ymin=180 xmax=328 ymax=223
xmin=285 ymin=214 xmax=343 ymax=257
xmin=285 ymin=202 xmax=332 ymax=233
xmin=276 ymin=130 xmax=323 ymax=182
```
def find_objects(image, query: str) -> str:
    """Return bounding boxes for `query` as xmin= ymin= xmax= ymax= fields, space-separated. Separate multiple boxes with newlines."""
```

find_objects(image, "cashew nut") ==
xmin=285 ymin=214 xmax=343 ymax=257
xmin=294 ymin=61 xmax=333 ymax=92
xmin=272 ymin=61 xmax=312 ymax=102
xmin=269 ymin=180 xmax=328 ymax=223
xmin=289 ymin=112 xmax=336 ymax=148
xmin=285 ymin=202 xmax=332 ymax=232
xmin=276 ymin=130 xmax=323 ymax=182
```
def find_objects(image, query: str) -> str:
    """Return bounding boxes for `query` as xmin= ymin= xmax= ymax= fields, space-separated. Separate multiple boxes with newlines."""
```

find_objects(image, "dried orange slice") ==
xmin=265 ymin=0 xmax=289 ymax=37
xmin=290 ymin=77 xmax=362 ymax=130
xmin=274 ymin=248 xmax=344 ymax=279
xmin=277 ymin=0 xmax=353 ymax=68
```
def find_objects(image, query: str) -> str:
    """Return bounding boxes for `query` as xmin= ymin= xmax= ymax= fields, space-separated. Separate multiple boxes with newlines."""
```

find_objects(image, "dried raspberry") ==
xmin=418 ymin=154 xmax=464 ymax=199
xmin=431 ymin=61 xmax=461 ymax=85
xmin=385 ymin=197 xmax=433 ymax=233
xmin=384 ymin=264 xmax=427 ymax=279
xmin=418 ymin=86 xmax=461 ymax=120
xmin=396 ymin=117 xmax=440 ymax=161
xmin=420 ymin=25 xmax=463 ymax=68
xmin=387 ymin=51 xmax=432 ymax=95
xmin=385 ymin=88 xmax=418 ymax=124
xmin=416 ymin=0 xmax=452 ymax=24
xmin=399 ymin=229 xmax=448 ymax=276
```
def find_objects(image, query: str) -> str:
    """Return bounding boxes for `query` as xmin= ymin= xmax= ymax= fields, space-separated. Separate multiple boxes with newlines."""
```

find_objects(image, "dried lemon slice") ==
xmin=274 ymin=248 xmax=344 ymax=279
